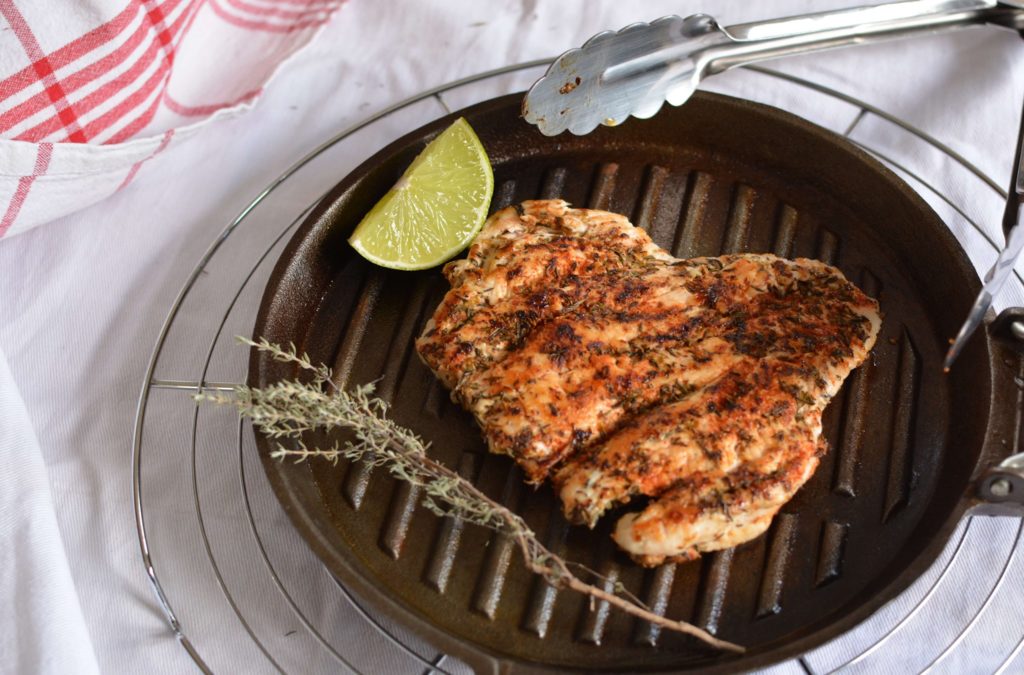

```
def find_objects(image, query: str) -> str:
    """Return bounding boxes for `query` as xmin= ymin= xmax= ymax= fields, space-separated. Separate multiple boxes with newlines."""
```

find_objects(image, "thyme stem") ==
xmin=198 ymin=337 xmax=743 ymax=654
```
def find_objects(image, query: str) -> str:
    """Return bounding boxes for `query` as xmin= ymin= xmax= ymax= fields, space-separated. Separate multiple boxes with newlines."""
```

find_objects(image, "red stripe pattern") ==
xmin=0 ymin=15 xmax=151 ymax=136
xmin=0 ymin=0 xmax=190 ymax=144
xmin=0 ymin=0 xmax=346 ymax=238
xmin=0 ymin=3 xmax=138 ymax=102
xmin=0 ymin=1 xmax=87 ymax=142
xmin=0 ymin=0 xmax=343 ymax=145
xmin=207 ymin=0 xmax=336 ymax=33
xmin=163 ymin=87 xmax=261 ymax=117
xmin=0 ymin=142 xmax=52 ymax=237
xmin=118 ymin=128 xmax=174 ymax=190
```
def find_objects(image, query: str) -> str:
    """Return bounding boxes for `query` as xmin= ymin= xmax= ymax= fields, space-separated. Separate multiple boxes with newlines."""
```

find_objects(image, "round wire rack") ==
xmin=132 ymin=60 xmax=1024 ymax=674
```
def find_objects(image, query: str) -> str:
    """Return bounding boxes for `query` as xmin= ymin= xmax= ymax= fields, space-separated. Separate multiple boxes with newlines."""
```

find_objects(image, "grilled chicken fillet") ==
xmin=416 ymin=199 xmax=880 ymax=565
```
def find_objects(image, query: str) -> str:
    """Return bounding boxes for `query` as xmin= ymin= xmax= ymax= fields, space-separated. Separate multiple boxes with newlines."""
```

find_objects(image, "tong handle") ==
xmin=726 ymin=0 xmax=1000 ymax=40
xmin=708 ymin=0 xmax=1018 ymax=74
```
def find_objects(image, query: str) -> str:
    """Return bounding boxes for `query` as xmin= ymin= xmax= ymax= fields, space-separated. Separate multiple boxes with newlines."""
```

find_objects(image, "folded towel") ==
xmin=0 ymin=0 xmax=346 ymax=239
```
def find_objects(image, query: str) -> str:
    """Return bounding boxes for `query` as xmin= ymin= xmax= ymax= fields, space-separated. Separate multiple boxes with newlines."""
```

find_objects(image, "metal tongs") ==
xmin=522 ymin=0 xmax=1023 ymax=136
xmin=945 ymin=92 xmax=1024 ymax=370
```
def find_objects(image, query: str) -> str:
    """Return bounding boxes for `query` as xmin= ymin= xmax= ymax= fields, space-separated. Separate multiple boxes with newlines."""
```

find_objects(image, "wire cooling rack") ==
xmin=132 ymin=60 xmax=1024 ymax=674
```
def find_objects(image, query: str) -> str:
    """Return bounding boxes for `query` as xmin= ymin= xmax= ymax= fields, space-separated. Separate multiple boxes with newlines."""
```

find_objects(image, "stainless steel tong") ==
xmin=522 ymin=0 xmax=1023 ymax=136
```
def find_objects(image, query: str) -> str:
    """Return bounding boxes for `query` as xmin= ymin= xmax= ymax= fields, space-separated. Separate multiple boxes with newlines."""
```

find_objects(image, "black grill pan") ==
xmin=249 ymin=92 xmax=1023 ymax=673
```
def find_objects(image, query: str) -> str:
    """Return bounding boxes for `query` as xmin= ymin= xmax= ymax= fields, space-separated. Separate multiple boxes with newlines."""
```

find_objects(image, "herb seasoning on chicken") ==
xmin=416 ymin=199 xmax=880 ymax=565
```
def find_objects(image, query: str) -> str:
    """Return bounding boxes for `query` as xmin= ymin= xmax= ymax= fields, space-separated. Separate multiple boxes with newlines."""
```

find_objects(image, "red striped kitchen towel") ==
xmin=0 ymin=0 xmax=347 ymax=240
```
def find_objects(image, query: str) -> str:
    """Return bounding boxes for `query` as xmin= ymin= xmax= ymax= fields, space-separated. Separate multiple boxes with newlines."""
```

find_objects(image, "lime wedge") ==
xmin=348 ymin=117 xmax=494 ymax=270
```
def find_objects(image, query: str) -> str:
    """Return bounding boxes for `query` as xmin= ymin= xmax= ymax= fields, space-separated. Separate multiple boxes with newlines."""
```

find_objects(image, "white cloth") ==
xmin=2 ymin=1 xmax=1024 ymax=673
xmin=0 ymin=350 xmax=99 ymax=675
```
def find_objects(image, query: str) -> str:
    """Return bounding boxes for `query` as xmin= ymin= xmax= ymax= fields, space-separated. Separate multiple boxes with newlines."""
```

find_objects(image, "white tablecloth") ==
xmin=3 ymin=1 xmax=1024 ymax=673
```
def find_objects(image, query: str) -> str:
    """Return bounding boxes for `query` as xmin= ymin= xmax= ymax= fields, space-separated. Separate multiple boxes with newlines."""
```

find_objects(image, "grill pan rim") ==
xmin=248 ymin=91 xmax=1006 ymax=673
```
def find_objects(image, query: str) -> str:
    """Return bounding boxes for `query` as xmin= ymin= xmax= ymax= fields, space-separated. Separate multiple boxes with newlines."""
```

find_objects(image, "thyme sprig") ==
xmin=197 ymin=337 xmax=743 ymax=653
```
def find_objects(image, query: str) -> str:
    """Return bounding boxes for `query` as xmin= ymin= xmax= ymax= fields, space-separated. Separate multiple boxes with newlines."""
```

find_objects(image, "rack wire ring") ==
xmin=132 ymin=59 xmax=1023 ymax=674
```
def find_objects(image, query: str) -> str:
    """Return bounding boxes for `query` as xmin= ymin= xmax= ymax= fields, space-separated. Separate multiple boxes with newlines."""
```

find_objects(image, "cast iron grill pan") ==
xmin=250 ymin=92 xmax=1016 ymax=673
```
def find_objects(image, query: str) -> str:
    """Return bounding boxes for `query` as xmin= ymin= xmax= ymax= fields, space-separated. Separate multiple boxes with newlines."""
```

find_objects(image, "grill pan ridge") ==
xmin=250 ymin=92 xmax=1020 ymax=673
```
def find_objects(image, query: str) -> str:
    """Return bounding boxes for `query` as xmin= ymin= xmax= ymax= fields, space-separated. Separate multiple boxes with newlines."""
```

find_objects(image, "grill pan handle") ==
xmin=976 ymin=457 xmax=1024 ymax=515
xmin=972 ymin=64 xmax=1024 ymax=512
xmin=970 ymin=321 xmax=1024 ymax=515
